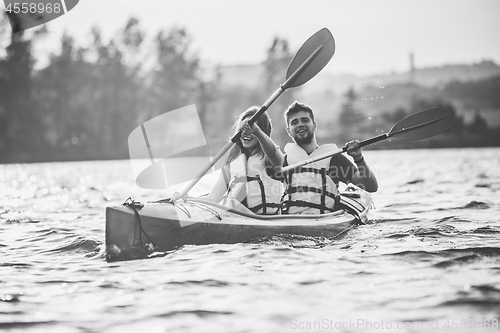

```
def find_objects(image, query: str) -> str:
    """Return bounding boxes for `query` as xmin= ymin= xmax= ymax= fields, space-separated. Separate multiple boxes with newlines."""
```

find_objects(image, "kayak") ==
xmin=105 ymin=188 xmax=372 ymax=262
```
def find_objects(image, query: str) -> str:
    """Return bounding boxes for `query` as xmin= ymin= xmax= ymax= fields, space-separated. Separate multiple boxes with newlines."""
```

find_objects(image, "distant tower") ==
xmin=409 ymin=51 xmax=415 ymax=83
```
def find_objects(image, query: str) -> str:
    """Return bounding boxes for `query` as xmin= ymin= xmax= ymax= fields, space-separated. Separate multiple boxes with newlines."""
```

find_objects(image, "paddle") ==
xmin=282 ymin=107 xmax=455 ymax=173
xmin=174 ymin=28 xmax=335 ymax=200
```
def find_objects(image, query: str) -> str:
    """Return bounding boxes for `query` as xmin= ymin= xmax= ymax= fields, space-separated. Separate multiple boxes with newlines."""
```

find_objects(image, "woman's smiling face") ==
xmin=239 ymin=116 xmax=258 ymax=149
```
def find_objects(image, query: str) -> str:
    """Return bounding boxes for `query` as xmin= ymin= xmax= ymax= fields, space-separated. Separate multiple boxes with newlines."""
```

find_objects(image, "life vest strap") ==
xmin=231 ymin=175 xmax=269 ymax=214
xmin=281 ymin=200 xmax=337 ymax=215
xmin=285 ymin=185 xmax=338 ymax=200
xmin=232 ymin=176 xmax=261 ymax=183
xmin=321 ymin=168 xmax=327 ymax=214
xmin=293 ymin=166 xmax=327 ymax=175
xmin=249 ymin=202 xmax=281 ymax=215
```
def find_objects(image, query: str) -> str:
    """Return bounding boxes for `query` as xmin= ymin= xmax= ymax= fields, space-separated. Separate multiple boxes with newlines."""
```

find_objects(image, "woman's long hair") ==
xmin=225 ymin=106 xmax=273 ymax=165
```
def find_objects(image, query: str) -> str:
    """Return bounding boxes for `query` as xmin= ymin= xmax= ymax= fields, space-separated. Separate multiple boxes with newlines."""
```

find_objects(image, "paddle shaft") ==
xmin=281 ymin=133 xmax=389 ymax=174
xmin=177 ymin=45 xmax=325 ymax=198
xmin=178 ymin=87 xmax=283 ymax=198
xmin=281 ymin=111 xmax=451 ymax=173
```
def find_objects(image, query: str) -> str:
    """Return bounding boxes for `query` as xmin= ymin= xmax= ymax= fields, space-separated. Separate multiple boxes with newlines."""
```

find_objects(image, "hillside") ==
xmin=218 ymin=60 xmax=500 ymax=126
xmin=221 ymin=60 xmax=500 ymax=94
xmin=219 ymin=64 xmax=265 ymax=88
xmin=366 ymin=60 xmax=500 ymax=88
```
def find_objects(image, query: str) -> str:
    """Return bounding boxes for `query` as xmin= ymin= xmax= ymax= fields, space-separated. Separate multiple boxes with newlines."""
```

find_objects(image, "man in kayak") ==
xmin=281 ymin=101 xmax=378 ymax=214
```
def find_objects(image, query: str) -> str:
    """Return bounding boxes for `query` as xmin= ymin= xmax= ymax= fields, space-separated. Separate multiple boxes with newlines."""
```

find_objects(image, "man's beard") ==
xmin=293 ymin=131 xmax=314 ymax=145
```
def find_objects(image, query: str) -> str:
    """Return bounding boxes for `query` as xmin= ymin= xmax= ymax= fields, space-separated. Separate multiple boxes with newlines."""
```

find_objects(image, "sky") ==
xmin=8 ymin=0 xmax=500 ymax=76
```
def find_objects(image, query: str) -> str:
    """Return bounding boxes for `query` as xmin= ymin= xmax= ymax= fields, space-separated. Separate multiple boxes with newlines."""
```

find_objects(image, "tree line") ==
xmin=330 ymin=87 xmax=500 ymax=149
xmin=1 ymin=14 xmax=498 ymax=163
xmin=0 ymin=14 xmax=301 ymax=163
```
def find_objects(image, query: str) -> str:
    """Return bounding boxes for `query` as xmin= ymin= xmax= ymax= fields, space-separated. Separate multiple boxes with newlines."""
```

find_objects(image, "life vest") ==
xmin=222 ymin=154 xmax=283 ymax=215
xmin=282 ymin=143 xmax=340 ymax=215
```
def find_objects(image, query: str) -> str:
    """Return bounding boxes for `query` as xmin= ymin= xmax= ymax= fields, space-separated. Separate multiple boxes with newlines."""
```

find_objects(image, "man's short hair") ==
xmin=284 ymin=101 xmax=315 ymax=126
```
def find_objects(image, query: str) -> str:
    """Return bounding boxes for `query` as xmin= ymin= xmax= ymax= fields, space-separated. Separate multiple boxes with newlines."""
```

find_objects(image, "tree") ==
xmin=469 ymin=111 xmax=488 ymax=133
xmin=263 ymin=37 xmax=291 ymax=90
xmin=338 ymin=88 xmax=366 ymax=128
xmin=34 ymin=33 xmax=81 ymax=152
xmin=263 ymin=37 xmax=296 ymax=145
xmin=33 ymin=19 xmax=148 ymax=160
xmin=149 ymin=28 xmax=201 ymax=115
xmin=410 ymin=97 xmax=464 ymax=131
xmin=0 ymin=12 xmax=42 ymax=160
xmin=87 ymin=25 xmax=146 ymax=157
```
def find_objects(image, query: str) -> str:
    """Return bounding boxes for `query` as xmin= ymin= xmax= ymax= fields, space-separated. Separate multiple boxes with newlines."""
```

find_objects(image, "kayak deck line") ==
xmin=105 ymin=189 xmax=372 ymax=262
xmin=150 ymin=198 xmax=368 ymax=224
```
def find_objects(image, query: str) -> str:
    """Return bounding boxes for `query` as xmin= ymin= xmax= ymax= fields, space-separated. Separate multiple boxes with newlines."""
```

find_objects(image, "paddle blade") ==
xmin=284 ymin=28 xmax=335 ymax=89
xmin=389 ymin=107 xmax=455 ymax=140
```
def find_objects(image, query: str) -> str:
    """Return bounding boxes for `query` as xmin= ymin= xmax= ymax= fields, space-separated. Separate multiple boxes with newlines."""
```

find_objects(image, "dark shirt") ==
xmin=328 ymin=154 xmax=357 ymax=185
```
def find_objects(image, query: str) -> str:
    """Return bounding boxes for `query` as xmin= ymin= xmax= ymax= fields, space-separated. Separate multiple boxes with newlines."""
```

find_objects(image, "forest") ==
xmin=1 ymin=14 xmax=499 ymax=163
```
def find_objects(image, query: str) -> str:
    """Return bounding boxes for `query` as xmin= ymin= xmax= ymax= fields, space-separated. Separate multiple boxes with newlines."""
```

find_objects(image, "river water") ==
xmin=1 ymin=148 xmax=499 ymax=333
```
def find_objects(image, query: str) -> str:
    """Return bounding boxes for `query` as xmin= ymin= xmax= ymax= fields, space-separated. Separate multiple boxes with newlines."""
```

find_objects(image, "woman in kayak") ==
xmin=205 ymin=106 xmax=284 ymax=215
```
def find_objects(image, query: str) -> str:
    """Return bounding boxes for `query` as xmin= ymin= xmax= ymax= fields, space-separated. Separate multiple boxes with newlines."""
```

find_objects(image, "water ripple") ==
xmin=1 ymin=149 xmax=499 ymax=332
xmin=155 ymin=310 xmax=234 ymax=318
